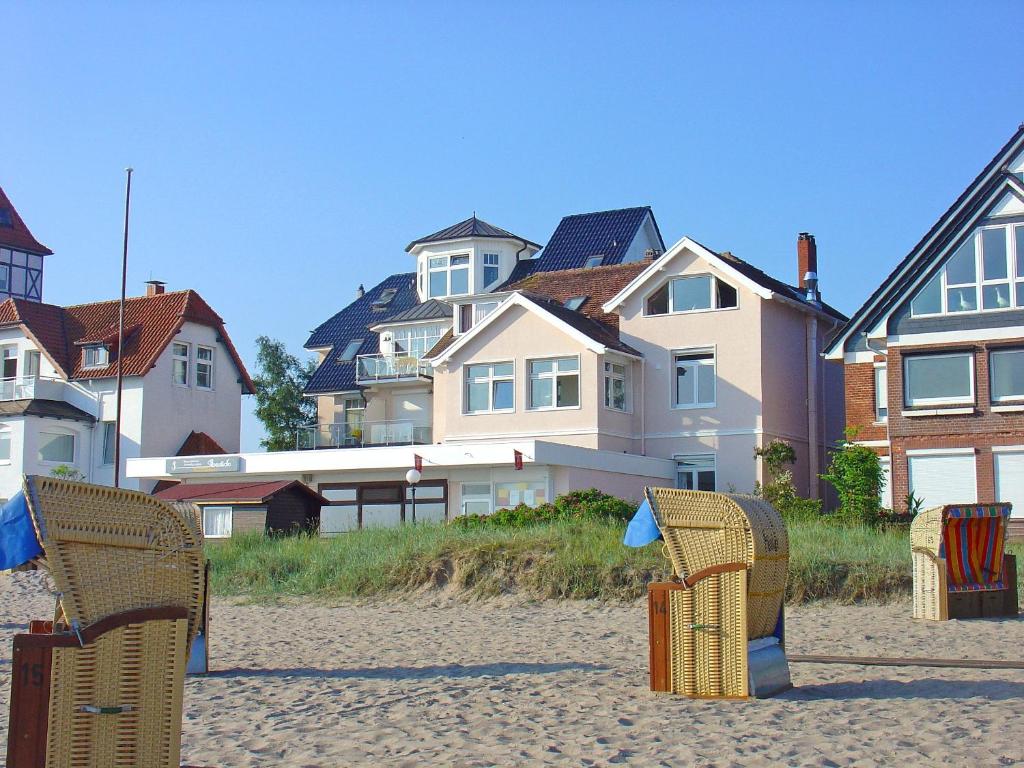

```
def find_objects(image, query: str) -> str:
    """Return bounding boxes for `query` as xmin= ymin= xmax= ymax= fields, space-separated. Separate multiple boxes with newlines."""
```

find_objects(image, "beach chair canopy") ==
xmin=911 ymin=504 xmax=1010 ymax=592
xmin=644 ymin=488 xmax=789 ymax=640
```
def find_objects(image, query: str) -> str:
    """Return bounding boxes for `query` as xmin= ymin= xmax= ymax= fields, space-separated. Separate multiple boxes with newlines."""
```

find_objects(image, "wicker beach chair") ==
xmin=911 ymin=503 xmax=1018 ymax=621
xmin=6 ymin=476 xmax=204 ymax=768
xmin=644 ymin=488 xmax=791 ymax=698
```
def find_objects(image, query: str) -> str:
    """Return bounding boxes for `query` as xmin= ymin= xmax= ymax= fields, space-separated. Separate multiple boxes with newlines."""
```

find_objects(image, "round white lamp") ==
xmin=406 ymin=468 xmax=422 ymax=524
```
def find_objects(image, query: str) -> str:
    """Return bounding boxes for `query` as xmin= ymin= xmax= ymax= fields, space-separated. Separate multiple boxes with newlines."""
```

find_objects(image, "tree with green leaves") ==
xmin=820 ymin=427 xmax=885 ymax=525
xmin=252 ymin=336 xmax=318 ymax=451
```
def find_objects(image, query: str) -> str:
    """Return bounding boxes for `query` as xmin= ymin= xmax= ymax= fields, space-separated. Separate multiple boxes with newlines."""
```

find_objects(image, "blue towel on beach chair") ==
xmin=623 ymin=499 xmax=662 ymax=547
xmin=0 ymin=491 xmax=42 ymax=570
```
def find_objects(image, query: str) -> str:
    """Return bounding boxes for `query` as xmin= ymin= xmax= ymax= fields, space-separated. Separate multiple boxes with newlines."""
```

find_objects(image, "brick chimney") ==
xmin=145 ymin=280 xmax=166 ymax=296
xmin=797 ymin=233 xmax=817 ymax=289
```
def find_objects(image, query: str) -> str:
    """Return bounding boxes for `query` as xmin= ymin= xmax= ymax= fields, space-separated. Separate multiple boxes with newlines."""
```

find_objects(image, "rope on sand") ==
xmin=789 ymin=654 xmax=1024 ymax=670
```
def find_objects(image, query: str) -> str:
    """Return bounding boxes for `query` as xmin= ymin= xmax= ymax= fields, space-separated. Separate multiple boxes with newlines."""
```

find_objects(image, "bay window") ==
xmin=465 ymin=362 xmax=514 ymax=413
xmin=990 ymin=348 xmax=1024 ymax=402
xmin=428 ymin=254 xmax=470 ymax=298
xmin=674 ymin=349 xmax=716 ymax=408
xmin=529 ymin=357 xmax=580 ymax=409
xmin=903 ymin=352 xmax=974 ymax=406
xmin=646 ymin=274 xmax=738 ymax=315
xmin=483 ymin=253 xmax=500 ymax=286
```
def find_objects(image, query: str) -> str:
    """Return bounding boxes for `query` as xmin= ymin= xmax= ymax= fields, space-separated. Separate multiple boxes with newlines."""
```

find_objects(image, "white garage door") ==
xmin=995 ymin=450 xmax=1024 ymax=519
xmin=908 ymin=453 xmax=977 ymax=509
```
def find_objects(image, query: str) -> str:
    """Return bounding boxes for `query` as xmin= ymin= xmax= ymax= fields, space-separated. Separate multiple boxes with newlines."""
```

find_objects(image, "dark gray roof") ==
xmin=405 ymin=216 xmax=540 ymax=252
xmin=0 ymin=399 xmax=95 ymax=423
xmin=500 ymin=207 xmax=663 ymax=286
xmin=378 ymin=299 xmax=452 ymax=324
xmin=304 ymin=273 xmax=419 ymax=394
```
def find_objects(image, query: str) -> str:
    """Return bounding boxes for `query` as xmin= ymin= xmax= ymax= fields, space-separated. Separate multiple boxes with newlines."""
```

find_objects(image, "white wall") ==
xmin=413 ymin=237 xmax=540 ymax=302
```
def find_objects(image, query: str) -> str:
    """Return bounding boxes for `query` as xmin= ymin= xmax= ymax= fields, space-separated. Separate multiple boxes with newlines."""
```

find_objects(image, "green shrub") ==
xmin=449 ymin=489 xmax=635 ymax=529
xmin=752 ymin=440 xmax=823 ymax=522
xmin=820 ymin=428 xmax=884 ymax=526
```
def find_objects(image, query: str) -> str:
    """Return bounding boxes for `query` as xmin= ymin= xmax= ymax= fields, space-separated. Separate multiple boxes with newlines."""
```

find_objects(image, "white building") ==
xmin=0 ymin=282 xmax=253 ymax=498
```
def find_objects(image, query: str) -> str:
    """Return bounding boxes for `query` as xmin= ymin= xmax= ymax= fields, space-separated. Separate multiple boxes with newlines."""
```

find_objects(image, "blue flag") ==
xmin=623 ymin=498 xmax=662 ymax=548
xmin=0 ymin=491 xmax=42 ymax=570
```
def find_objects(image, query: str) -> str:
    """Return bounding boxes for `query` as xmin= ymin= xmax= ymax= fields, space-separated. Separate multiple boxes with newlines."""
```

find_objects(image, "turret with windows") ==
xmin=405 ymin=216 xmax=541 ymax=302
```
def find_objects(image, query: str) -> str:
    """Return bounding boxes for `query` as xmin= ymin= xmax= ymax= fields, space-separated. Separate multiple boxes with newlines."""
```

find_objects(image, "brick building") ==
xmin=825 ymin=125 xmax=1024 ymax=531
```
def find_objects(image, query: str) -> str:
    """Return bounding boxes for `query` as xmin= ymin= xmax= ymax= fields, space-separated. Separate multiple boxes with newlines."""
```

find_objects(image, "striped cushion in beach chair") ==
xmin=940 ymin=507 xmax=1007 ymax=592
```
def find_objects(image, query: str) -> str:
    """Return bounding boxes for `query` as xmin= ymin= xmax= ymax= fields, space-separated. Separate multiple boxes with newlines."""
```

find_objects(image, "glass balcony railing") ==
xmin=355 ymin=354 xmax=433 ymax=384
xmin=296 ymin=420 xmax=433 ymax=450
xmin=0 ymin=375 xmax=66 ymax=401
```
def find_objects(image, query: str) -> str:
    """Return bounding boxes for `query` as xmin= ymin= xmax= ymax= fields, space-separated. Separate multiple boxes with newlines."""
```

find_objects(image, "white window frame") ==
xmin=482 ymin=252 xmax=500 ymax=287
xmin=464 ymin=361 xmax=515 ymax=414
xmin=0 ymin=426 xmax=11 ymax=463
xmin=202 ymin=505 xmax=233 ymax=538
xmin=874 ymin=364 xmax=888 ymax=422
xmin=172 ymin=342 xmax=190 ymax=387
xmin=672 ymin=347 xmax=717 ymax=410
xmin=38 ymin=430 xmax=76 ymax=465
xmin=195 ymin=345 xmax=215 ymax=390
xmin=82 ymin=344 xmax=109 ymax=369
xmin=645 ymin=274 xmax=739 ymax=317
xmin=460 ymin=483 xmax=492 ymax=516
xmin=910 ymin=224 xmax=1024 ymax=318
xmin=903 ymin=352 xmax=975 ymax=407
xmin=527 ymin=356 xmax=581 ymax=411
xmin=676 ymin=454 xmax=717 ymax=491
xmin=603 ymin=360 xmax=630 ymax=412
xmin=427 ymin=252 xmax=471 ymax=298
xmin=990 ymin=348 xmax=1024 ymax=403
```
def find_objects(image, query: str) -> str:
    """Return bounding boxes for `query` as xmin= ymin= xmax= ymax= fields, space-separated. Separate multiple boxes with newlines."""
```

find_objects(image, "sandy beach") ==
xmin=2 ymin=572 xmax=1023 ymax=767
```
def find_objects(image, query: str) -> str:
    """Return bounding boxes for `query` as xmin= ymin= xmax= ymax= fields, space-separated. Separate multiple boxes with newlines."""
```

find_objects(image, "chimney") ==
xmin=145 ymin=280 xmax=166 ymax=296
xmin=797 ymin=233 xmax=817 ymax=290
xmin=356 ymin=284 xmax=365 ymax=299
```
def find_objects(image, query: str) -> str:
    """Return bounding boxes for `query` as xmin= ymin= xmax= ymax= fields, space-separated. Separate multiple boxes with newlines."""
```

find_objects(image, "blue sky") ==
xmin=6 ymin=2 xmax=1023 ymax=451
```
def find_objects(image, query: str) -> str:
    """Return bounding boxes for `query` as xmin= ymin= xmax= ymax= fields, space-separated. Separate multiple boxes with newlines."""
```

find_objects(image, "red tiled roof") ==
xmin=0 ymin=185 xmax=53 ymax=255
xmin=177 ymin=430 xmax=227 ymax=456
xmin=0 ymin=290 xmax=254 ymax=392
xmin=153 ymin=480 xmax=326 ymax=504
xmin=504 ymin=260 xmax=650 ymax=329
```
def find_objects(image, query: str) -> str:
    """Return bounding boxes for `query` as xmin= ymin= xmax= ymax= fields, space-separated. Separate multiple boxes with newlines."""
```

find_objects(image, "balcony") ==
xmin=0 ymin=376 xmax=67 ymax=402
xmin=356 ymin=354 xmax=433 ymax=385
xmin=296 ymin=419 xmax=433 ymax=450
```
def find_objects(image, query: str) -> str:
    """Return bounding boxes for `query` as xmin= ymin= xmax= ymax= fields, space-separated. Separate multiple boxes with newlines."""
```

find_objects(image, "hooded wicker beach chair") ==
xmin=911 ymin=503 xmax=1018 ymax=621
xmin=5 ymin=476 xmax=204 ymax=768
xmin=643 ymin=488 xmax=791 ymax=698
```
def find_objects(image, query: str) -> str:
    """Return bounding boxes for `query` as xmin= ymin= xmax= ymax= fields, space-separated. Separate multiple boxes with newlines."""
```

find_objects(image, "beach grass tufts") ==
xmin=207 ymin=519 xmax=1024 ymax=604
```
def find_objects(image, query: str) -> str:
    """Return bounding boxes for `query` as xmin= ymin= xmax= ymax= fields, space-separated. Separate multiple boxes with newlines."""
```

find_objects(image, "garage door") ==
xmin=907 ymin=452 xmax=977 ymax=509
xmin=995 ymin=450 xmax=1024 ymax=519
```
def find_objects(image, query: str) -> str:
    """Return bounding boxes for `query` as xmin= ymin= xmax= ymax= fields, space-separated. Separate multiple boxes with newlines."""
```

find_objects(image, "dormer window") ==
xmin=646 ymin=275 xmax=738 ymax=315
xmin=564 ymin=296 xmax=587 ymax=311
xmin=83 ymin=344 xmax=109 ymax=369
xmin=428 ymin=254 xmax=470 ymax=297
xmin=584 ymin=255 xmax=604 ymax=269
xmin=372 ymin=288 xmax=398 ymax=309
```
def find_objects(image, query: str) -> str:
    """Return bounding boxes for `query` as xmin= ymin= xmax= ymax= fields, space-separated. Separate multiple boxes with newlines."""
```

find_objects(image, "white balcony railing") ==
xmin=356 ymin=354 xmax=433 ymax=384
xmin=0 ymin=375 xmax=67 ymax=402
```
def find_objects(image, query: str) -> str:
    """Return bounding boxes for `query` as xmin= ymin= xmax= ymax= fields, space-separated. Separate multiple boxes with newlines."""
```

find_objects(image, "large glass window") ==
xmin=392 ymin=324 xmax=446 ymax=358
xmin=677 ymin=455 xmax=716 ymax=491
xmin=604 ymin=361 xmax=629 ymax=410
xmin=494 ymin=480 xmax=548 ymax=509
xmin=874 ymin=365 xmax=888 ymax=421
xmin=428 ymin=254 xmax=470 ymax=298
xmin=465 ymin=362 xmax=514 ymax=413
xmin=911 ymin=224 xmax=1024 ymax=316
xmin=904 ymin=353 xmax=974 ymax=406
xmin=202 ymin=506 xmax=232 ymax=538
xmin=646 ymin=275 xmax=738 ymax=315
xmin=674 ymin=349 xmax=716 ymax=408
xmin=0 ymin=428 xmax=10 ymax=461
xmin=991 ymin=349 xmax=1024 ymax=402
xmin=39 ymin=431 xmax=75 ymax=463
xmin=172 ymin=342 xmax=190 ymax=386
xmin=528 ymin=357 xmax=580 ymax=409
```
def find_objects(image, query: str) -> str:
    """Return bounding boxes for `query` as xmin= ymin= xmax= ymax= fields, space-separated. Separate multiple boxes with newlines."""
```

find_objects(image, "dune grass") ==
xmin=206 ymin=519 xmax=1024 ymax=604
